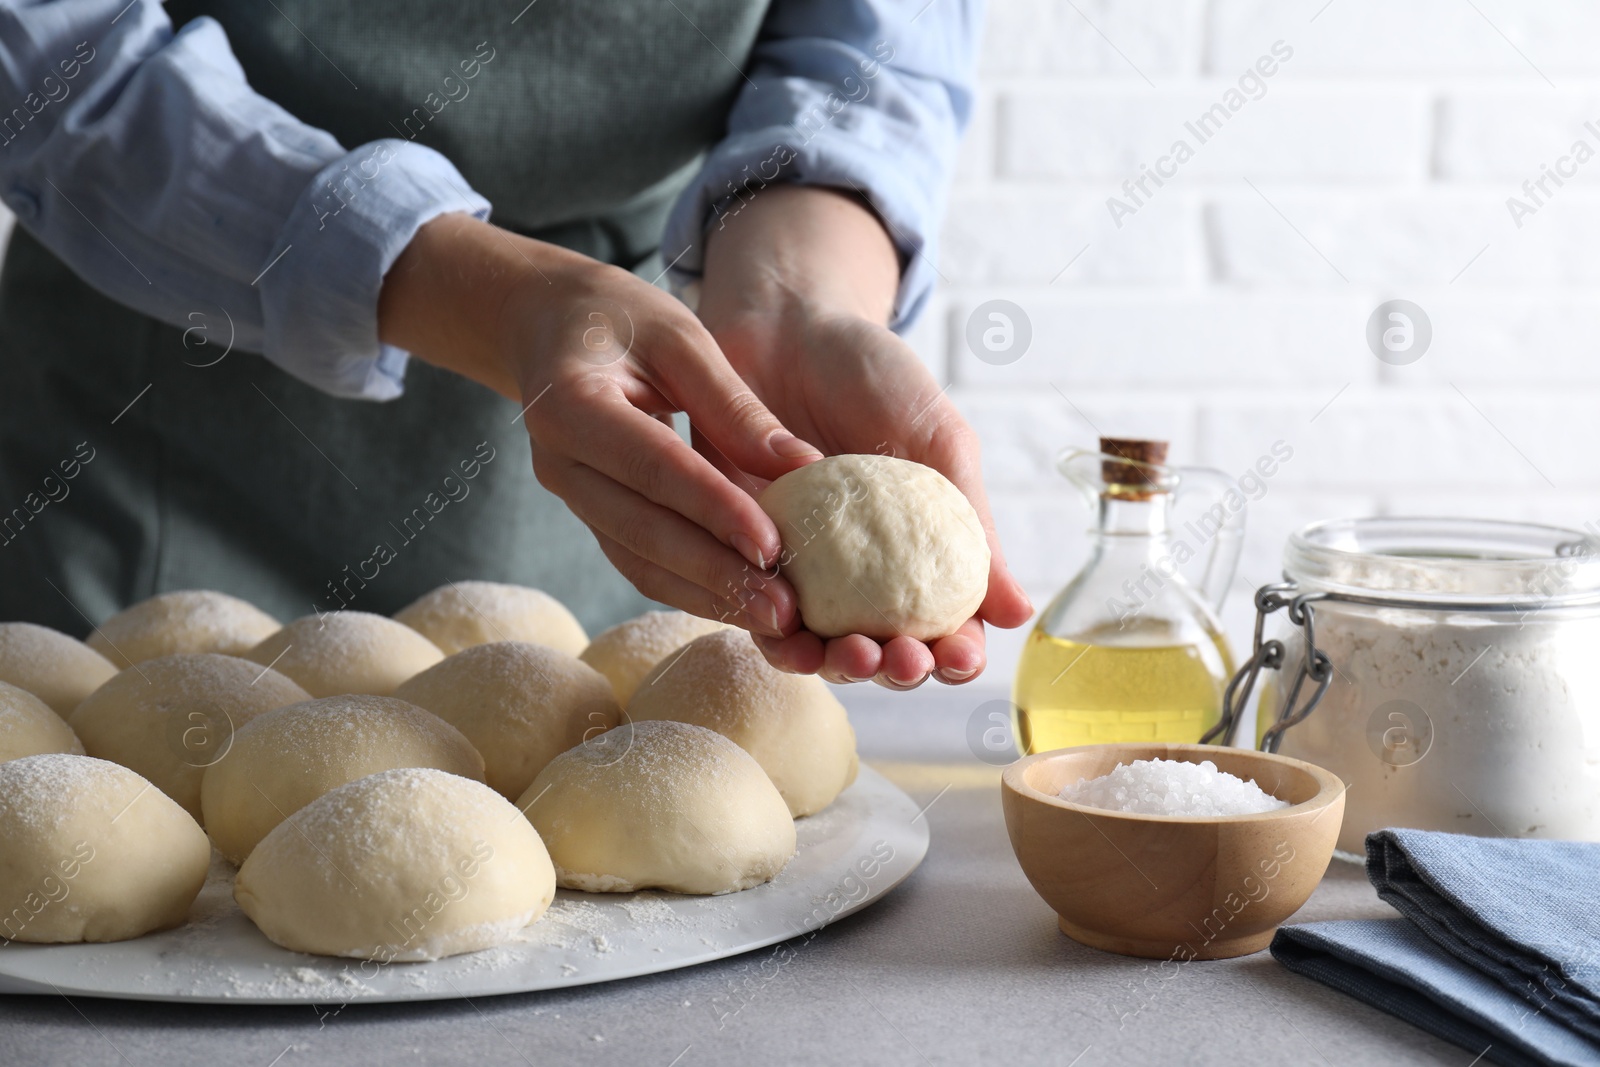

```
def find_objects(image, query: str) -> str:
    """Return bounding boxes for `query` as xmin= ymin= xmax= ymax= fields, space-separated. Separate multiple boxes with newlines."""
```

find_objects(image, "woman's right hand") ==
xmin=378 ymin=213 xmax=818 ymax=638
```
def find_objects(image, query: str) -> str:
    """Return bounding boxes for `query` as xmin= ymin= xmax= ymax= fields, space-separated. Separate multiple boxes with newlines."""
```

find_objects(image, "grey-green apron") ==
xmin=0 ymin=0 xmax=771 ymax=636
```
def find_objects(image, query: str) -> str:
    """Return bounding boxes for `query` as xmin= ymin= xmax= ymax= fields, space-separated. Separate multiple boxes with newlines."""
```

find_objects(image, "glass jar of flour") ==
xmin=1206 ymin=517 xmax=1600 ymax=855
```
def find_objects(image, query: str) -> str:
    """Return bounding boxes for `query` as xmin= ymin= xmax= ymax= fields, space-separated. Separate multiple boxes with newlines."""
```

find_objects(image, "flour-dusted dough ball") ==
xmin=758 ymin=454 xmax=990 ymax=641
xmin=0 ymin=680 xmax=84 ymax=762
xmin=628 ymin=629 xmax=858 ymax=817
xmin=395 ymin=581 xmax=588 ymax=657
xmin=0 ymin=622 xmax=117 ymax=717
xmin=201 ymin=694 xmax=485 ymax=862
xmin=579 ymin=610 xmax=730 ymax=706
xmin=235 ymin=767 xmax=554 ymax=961
xmin=245 ymin=612 xmax=443 ymax=698
xmin=520 ymin=720 xmax=795 ymax=895
xmin=396 ymin=641 xmax=619 ymax=801
xmin=68 ymin=654 xmax=310 ymax=822
xmin=86 ymin=590 xmax=280 ymax=670
xmin=0 ymin=754 xmax=209 ymax=942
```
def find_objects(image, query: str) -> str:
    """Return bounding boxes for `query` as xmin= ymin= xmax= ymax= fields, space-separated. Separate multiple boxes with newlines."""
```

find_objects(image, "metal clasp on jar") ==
xmin=1201 ymin=581 xmax=1334 ymax=752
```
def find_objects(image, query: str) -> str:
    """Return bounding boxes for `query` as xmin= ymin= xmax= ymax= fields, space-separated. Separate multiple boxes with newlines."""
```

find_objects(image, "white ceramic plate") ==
xmin=0 ymin=766 xmax=927 ymax=1004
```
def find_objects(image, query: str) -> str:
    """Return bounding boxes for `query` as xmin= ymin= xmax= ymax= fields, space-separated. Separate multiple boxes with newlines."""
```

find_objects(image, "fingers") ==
xmin=587 ymin=528 xmax=722 ymax=620
xmin=586 ymin=528 xmax=789 ymax=639
xmin=689 ymin=424 xmax=776 ymax=500
xmin=915 ymin=410 xmax=1034 ymax=631
xmin=753 ymin=630 xmax=884 ymax=682
xmin=539 ymin=454 xmax=798 ymax=636
xmin=930 ymin=618 xmax=986 ymax=684
xmin=821 ymin=634 xmax=881 ymax=683
xmin=532 ymin=380 xmax=784 ymax=570
xmin=978 ymin=549 xmax=1035 ymax=631
xmin=752 ymin=625 xmax=979 ymax=691
xmin=752 ymin=631 xmax=825 ymax=675
xmin=872 ymin=637 xmax=935 ymax=690
xmin=642 ymin=319 xmax=823 ymax=483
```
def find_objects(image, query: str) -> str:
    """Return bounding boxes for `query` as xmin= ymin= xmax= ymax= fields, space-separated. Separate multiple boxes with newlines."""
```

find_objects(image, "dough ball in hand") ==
xmin=396 ymin=641 xmax=619 ymax=801
xmin=86 ymin=590 xmax=280 ymax=670
xmin=0 ymin=622 xmax=117 ymax=717
xmin=758 ymin=454 xmax=990 ymax=641
xmin=69 ymin=653 xmax=311 ymax=822
xmin=201 ymin=694 xmax=485 ymax=863
xmin=629 ymin=629 xmax=857 ymax=817
xmin=579 ymin=610 xmax=729 ymax=706
xmin=235 ymin=767 xmax=555 ymax=961
xmin=0 ymin=754 xmax=209 ymax=942
xmin=245 ymin=612 xmax=443 ymax=697
xmin=0 ymin=680 xmax=84 ymax=762
xmin=520 ymin=721 xmax=795 ymax=895
xmin=395 ymin=581 xmax=588 ymax=656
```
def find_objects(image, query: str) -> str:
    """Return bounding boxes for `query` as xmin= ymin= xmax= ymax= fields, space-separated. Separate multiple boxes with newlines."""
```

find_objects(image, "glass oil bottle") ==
xmin=1012 ymin=438 xmax=1244 ymax=753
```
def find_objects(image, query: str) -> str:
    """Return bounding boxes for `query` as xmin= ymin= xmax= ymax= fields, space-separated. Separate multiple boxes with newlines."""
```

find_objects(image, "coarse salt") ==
xmin=1059 ymin=758 xmax=1289 ymax=817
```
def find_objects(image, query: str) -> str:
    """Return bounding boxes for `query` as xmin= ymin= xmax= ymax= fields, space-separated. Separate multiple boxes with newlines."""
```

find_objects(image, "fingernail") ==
xmin=730 ymin=532 xmax=767 ymax=570
xmin=875 ymin=675 xmax=926 ymax=692
xmin=938 ymin=667 xmax=979 ymax=684
xmin=769 ymin=432 xmax=821 ymax=460
xmin=741 ymin=590 xmax=783 ymax=637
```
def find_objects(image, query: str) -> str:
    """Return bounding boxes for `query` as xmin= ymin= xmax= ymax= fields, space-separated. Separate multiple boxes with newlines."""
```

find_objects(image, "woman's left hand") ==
xmin=696 ymin=186 xmax=1032 ymax=688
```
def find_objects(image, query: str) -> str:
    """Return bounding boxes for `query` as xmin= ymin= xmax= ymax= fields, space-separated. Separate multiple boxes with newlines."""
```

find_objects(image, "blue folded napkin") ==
xmin=1271 ymin=829 xmax=1600 ymax=1067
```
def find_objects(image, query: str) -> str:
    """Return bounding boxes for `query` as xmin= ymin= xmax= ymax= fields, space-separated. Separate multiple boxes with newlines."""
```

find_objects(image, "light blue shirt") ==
xmin=0 ymin=0 xmax=977 ymax=400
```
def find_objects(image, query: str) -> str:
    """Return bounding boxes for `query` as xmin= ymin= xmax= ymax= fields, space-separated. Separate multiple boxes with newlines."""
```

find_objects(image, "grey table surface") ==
xmin=0 ymin=686 xmax=1470 ymax=1067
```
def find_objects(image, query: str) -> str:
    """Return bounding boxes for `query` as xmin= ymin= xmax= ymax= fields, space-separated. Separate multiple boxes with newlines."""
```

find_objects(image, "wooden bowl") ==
xmin=1001 ymin=743 xmax=1345 ymax=960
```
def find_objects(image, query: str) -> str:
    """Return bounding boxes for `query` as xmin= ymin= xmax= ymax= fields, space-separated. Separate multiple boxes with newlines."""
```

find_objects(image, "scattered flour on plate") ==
xmin=1059 ymin=758 xmax=1289 ymax=816
xmin=792 ymin=801 xmax=849 ymax=846
xmin=615 ymin=894 xmax=680 ymax=926
xmin=510 ymin=892 xmax=714 ymax=954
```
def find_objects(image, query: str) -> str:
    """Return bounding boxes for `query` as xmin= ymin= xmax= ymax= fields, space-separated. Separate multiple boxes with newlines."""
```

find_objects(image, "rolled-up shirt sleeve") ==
xmin=0 ymin=0 xmax=488 ymax=400
xmin=662 ymin=0 xmax=981 ymax=332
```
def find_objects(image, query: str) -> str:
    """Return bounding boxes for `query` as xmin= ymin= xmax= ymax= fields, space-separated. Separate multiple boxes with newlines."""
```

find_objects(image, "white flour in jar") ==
xmin=1267 ymin=601 xmax=1600 ymax=854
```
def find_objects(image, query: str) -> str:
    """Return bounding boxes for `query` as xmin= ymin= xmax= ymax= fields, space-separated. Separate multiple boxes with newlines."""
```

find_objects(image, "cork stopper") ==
xmin=1100 ymin=437 xmax=1170 ymax=498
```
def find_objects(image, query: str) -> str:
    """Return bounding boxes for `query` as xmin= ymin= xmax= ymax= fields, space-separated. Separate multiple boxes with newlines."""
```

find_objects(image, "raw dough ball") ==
xmin=580 ymin=610 xmax=729 ymax=706
xmin=0 ymin=622 xmax=117 ymax=717
xmin=628 ymin=629 xmax=858 ymax=817
xmin=0 ymin=754 xmax=209 ymax=942
xmin=396 ymin=641 xmax=619 ymax=801
xmin=235 ymin=767 xmax=554 ymax=961
xmin=0 ymin=680 xmax=84 ymax=762
xmin=201 ymin=694 xmax=485 ymax=863
xmin=396 ymin=581 xmax=588 ymax=656
xmin=244 ymin=612 xmax=443 ymax=697
xmin=69 ymin=654 xmax=311 ymax=822
xmin=87 ymin=590 xmax=280 ymax=669
xmin=520 ymin=720 xmax=795 ymax=895
xmin=758 ymin=454 xmax=990 ymax=641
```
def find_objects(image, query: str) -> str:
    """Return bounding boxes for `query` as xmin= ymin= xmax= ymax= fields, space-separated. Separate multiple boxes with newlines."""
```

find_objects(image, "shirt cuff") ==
xmin=661 ymin=125 xmax=943 ymax=334
xmin=257 ymin=140 xmax=491 ymax=400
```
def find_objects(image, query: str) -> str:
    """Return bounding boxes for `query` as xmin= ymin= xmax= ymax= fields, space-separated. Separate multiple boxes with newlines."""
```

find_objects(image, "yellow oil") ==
xmin=1011 ymin=627 xmax=1234 ymax=753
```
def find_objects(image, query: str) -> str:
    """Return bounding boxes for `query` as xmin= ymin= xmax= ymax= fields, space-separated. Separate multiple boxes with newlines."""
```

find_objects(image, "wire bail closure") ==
xmin=1200 ymin=581 xmax=1333 ymax=752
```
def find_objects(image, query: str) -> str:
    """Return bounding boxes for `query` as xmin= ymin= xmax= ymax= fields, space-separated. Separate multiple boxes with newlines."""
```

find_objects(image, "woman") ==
xmin=0 ymin=0 xmax=1029 ymax=688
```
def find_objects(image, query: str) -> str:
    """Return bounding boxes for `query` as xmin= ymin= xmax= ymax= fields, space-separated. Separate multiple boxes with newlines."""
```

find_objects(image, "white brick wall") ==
xmin=1001 ymin=87 xmax=1429 ymax=182
xmin=928 ymin=0 xmax=1600 ymax=685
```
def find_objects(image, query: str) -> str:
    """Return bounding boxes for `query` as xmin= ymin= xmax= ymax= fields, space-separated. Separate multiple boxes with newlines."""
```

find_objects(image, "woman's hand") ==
xmin=698 ymin=186 xmax=1033 ymax=689
xmin=377 ymin=213 xmax=820 ymax=638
